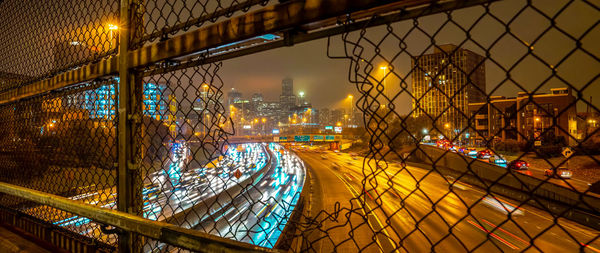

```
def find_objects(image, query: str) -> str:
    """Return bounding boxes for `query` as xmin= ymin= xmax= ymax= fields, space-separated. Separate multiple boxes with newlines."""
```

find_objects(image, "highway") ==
xmin=42 ymin=141 xmax=307 ymax=250
xmin=29 ymin=142 xmax=270 ymax=245
xmin=192 ymin=143 xmax=306 ymax=248
xmin=297 ymin=149 xmax=600 ymax=253
xmin=431 ymin=143 xmax=594 ymax=193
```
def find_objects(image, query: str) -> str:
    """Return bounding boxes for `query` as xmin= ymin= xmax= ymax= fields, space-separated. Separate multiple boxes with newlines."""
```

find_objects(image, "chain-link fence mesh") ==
xmin=301 ymin=0 xmax=600 ymax=252
xmin=0 ymin=79 xmax=119 ymax=249
xmin=135 ymin=0 xmax=273 ymax=48
xmin=0 ymin=0 xmax=120 ymax=92
xmin=136 ymin=61 xmax=304 ymax=251
xmin=1 ymin=0 xmax=599 ymax=252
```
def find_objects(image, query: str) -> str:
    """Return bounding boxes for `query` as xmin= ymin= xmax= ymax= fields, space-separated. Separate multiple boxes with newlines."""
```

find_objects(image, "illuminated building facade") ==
xmin=82 ymin=81 xmax=172 ymax=121
xmin=468 ymin=87 xmax=578 ymax=145
xmin=412 ymin=44 xmax=486 ymax=137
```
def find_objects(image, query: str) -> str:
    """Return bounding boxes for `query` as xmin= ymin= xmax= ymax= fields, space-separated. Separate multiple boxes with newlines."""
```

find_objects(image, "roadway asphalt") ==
xmin=434 ymin=144 xmax=594 ymax=193
xmin=193 ymin=143 xmax=305 ymax=248
xmin=29 ymin=143 xmax=270 ymax=246
xmin=297 ymin=150 xmax=600 ymax=253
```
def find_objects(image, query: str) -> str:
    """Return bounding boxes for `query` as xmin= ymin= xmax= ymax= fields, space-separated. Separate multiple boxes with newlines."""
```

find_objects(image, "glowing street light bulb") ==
xmin=299 ymin=91 xmax=305 ymax=98
xmin=108 ymin=24 xmax=119 ymax=30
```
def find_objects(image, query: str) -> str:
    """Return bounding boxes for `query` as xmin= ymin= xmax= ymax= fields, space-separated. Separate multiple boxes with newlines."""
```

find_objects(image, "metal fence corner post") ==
xmin=117 ymin=0 xmax=143 ymax=252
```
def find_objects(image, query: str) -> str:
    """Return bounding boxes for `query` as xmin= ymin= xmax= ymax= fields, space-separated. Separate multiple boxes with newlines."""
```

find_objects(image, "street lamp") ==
xmin=347 ymin=94 xmax=353 ymax=124
xmin=535 ymin=116 xmax=544 ymax=132
xmin=380 ymin=66 xmax=388 ymax=104
xmin=107 ymin=24 xmax=119 ymax=49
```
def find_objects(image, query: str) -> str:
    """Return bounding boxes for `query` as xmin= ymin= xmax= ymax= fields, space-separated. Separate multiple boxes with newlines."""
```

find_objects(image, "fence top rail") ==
xmin=0 ymin=182 xmax=280 ymax=253
xmin=0 ymin=0 xmax=436 ymax=106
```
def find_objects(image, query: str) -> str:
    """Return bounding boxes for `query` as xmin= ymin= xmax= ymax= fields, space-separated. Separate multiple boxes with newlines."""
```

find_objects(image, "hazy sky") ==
xmin=218 ymin=0 xmax=599 ymax=114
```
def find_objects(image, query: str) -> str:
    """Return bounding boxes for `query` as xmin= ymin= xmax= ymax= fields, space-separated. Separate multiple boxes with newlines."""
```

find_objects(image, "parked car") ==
xmin=477 ymin=149 xmax=492 ymax=159
xmin=507 ymin=160 xmax=529 ymax=170
xmin=544 ymin=167 xmax=572 ymax=179
xmin=489 ymin=155 xmax=507 ymax=165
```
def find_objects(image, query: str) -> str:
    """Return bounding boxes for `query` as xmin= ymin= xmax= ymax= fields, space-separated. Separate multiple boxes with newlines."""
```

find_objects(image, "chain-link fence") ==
xmin=1 ymin=0 xmax=599 ymax=252
xmin=311 ymin=0 xmax=600 ymax=252
xmin=0 ymin=79 xmax=119 ymax=249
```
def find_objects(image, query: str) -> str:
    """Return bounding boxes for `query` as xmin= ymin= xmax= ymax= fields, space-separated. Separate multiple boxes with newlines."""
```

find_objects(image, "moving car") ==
xmin=507 ymin=160 xmax=532 ymax=175
xmin=332 ymin=162 xmax=341 ymax=170
xmin=507 ymin=160 xmax=529 ymax=170
xmin=544 ymin=167 xmax=572 ymax=179
xmin=477 ymin=149 xmax=492 ymax=159
xmin=320 ymin=155 xmax=327 ymax=160
xmin=467 ymin=149 xmax=478 ymax=157
xmin=489 ymin=155 xmax=507 ymax=165
xmin=436 ymin=139 xmax=450 ymax=148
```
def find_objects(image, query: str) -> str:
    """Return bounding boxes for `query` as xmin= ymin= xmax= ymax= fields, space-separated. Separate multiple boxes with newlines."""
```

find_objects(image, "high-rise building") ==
xmin=251 ymin=93 xmax=264 ymax=104
xmin=227 ymin=88 xmax=242 ymax=106
xmin=282 ymin=78 xmax=293 ymax=96
xmin=331 ymin=109 xmax=345 ymax=126
xmin=411 ymin=44 xmax=486 ymax=135
xmin=318 ymin=108 xmax=331 ymax=126
xmin=280 ymin=78 xmax=296 ymax=112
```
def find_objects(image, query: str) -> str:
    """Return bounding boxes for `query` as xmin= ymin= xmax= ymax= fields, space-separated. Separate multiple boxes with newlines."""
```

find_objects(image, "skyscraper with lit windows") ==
xmin=411 ymin=44 xmax=486 ymax=136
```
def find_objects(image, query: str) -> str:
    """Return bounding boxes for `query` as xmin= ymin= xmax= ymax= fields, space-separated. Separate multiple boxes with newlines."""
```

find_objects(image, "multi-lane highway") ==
xmin=193 ymin=143 xmax=306 ymax=248
xmin=33 ymin=143 xmax=270 ymax=245
xmin=40 ymin=142 xmax=307 ymax=250
xmin=298 ymin=149 xmax=600 ymax=252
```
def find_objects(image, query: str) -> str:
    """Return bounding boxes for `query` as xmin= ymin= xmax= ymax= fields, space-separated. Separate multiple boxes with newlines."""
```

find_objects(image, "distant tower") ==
xmin=280 ymin=78 xmax=296 ymax=112
xmin=282 ymin=78 xmax=294 ymax=96
xmin=227 ymin=88 xmax=242 ymax=106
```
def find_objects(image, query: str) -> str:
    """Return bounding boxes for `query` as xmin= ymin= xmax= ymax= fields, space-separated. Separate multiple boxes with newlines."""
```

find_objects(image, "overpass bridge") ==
xmin=228 ymin=135 xmax=347 ymax=150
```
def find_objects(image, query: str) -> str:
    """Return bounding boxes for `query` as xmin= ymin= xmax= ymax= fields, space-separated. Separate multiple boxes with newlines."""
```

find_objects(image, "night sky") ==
xmin=218 ymin=0 xmax=599 ymax=114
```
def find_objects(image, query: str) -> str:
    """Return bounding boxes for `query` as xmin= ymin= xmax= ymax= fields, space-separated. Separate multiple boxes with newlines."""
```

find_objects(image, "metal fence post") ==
xmin=117 ymin=0 xmax=142 ymax=252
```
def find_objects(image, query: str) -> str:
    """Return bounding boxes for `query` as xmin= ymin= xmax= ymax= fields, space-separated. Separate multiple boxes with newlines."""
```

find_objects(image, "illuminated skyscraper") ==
xmin=411 ymin=44 xmax=486 ymax=135
xmin=227 ymin=88 xmax=242 ymax=106
xmin=280 ymin=78 xmax=296 ymax=112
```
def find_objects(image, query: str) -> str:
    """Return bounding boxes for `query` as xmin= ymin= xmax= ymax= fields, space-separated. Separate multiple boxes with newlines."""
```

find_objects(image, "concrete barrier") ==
xmin=411 ymin=144 xmax=600 ymax=230
xmin=273 ymin=149 xmax=307 ymax=250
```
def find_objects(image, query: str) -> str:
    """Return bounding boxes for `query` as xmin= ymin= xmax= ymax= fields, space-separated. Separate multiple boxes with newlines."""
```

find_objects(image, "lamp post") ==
xmin=108 ymin=24 xmax=118 ymax=49
xmin=347 ymin=94 xmax=353 ymax=126
xmin=535 ymin=116 xmax=544 ymax=132
xmin=380 ymin=66 xmax=387 ymax=107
